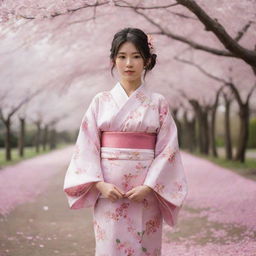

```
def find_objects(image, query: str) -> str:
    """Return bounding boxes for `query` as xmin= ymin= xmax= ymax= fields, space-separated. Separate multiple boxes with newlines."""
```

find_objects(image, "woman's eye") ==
xmin=118 ymin=55 xmax=141 ymax=59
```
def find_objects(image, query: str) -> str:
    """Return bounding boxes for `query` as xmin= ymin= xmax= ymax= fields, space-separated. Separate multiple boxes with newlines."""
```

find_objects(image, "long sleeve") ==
xmin=63 ymin=94 xmax=104 ymax=209
xmin=143 ymin=96 xmax=188 ymax=227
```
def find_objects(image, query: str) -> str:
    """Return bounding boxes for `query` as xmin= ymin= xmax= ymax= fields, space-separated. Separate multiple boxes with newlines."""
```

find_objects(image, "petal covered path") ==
xmin=0 ymin=147 xmax=255 ymax=255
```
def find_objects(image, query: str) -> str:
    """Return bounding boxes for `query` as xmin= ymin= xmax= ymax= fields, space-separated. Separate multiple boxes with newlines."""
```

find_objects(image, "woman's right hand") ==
xmin=94 ymin=181 xmax=124 ymax=202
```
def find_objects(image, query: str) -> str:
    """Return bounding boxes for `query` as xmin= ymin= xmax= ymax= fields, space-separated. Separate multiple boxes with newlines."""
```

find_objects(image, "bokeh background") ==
xmin=0 ymin=1 xmax=256 ymax=255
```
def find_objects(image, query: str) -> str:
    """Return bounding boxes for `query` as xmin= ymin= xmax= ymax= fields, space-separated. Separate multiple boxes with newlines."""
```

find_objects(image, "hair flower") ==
xmin=147 ymin=34 xmax=156 ymax=54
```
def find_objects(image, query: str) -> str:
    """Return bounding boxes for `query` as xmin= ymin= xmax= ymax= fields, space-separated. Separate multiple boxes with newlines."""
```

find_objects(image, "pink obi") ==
xmin=101 ymin=131 xmax=157 ymax=150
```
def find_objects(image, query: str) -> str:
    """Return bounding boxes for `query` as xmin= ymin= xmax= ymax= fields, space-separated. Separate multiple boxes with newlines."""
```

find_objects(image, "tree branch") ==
xmin=113 ymin=1 xmax=179 ymax=9
xmin=116 ymin=0 xmax=256 ymax=71
xmin=174 ymin=55 xmax=228 ymax=83
xmin=166 ymin=10 xmax=197 ymax=20
xmin=176 ymin=0 xmax=256 ymax=68
xmin=8 ymin=88 xmax=44 ymax=119
xmin=115 ymin=1 xmax=234 ymax=57
xmin=235 ymin=21 xmax=254 ymax=42
xmin=246 ymin=83 xmax=256 ymax=104
xmin=18 ymin=1 xmax=108 ymax=20
xmin=173 ymin=56 xmax=254 ymax=108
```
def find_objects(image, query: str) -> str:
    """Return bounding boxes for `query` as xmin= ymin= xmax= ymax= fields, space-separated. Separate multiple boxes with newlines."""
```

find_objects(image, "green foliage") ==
xmin=0 ymin=143 xmax=68 ymax=168
xmin=187 ymin=149 xmax=256 ymax=181
xmin=215 ymin=136 xmax=225 ymax=147
xmin=248 ymin=117 xmax=256 ymax=148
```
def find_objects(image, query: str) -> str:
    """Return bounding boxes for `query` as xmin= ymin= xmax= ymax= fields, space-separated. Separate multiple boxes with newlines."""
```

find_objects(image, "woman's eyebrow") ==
xmin=117 ymin=51 xmax=140 ymax=54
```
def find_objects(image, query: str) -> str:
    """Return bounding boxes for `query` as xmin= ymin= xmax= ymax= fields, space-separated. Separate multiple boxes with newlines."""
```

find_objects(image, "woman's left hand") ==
xmin=124 ymin=185 xmax=152 ymax=203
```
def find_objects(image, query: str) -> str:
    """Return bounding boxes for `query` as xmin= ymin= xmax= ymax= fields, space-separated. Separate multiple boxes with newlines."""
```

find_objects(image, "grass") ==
xmin=183 ymin=148 xmax=256 ymax=181
xmin=0 ymin=143 xmax=70 ymax=169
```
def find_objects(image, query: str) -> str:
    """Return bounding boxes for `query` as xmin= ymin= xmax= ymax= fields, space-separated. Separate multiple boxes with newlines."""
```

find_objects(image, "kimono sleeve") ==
xmin=143 ymin=96 xmax=188 ymax=227
xmin=63 ymin=93 xmax=104 ymax=210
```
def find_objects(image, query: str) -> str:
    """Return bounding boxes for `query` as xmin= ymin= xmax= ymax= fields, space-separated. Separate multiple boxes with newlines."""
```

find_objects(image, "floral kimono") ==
xmin=63 ymin=81 xmax=188 ymax=256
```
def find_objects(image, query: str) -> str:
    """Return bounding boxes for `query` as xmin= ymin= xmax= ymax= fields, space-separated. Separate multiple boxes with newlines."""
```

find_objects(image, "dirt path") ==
xmin=162 ymin=152 xmax=256 ymax=256
xmin=0 ymin=146 xmax=95 ymax=256
xmin=0 ymin=147 xmax=256 ymax=256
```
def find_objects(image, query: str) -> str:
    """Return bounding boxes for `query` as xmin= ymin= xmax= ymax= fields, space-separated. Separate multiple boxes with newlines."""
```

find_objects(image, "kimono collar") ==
xmin=110 ymin=81 xmax=145 ymax=109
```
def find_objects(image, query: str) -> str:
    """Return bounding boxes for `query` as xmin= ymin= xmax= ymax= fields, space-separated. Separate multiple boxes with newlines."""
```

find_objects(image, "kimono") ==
xmin=63 ymin=81 xmax=188 ymax=256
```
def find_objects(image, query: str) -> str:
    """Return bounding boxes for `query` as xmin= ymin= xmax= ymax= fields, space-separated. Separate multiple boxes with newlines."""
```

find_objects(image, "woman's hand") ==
xmin=124 ymin=185 xmax=153 ymax=203
xmin=94 ymin=181 xmax=125 ymax=202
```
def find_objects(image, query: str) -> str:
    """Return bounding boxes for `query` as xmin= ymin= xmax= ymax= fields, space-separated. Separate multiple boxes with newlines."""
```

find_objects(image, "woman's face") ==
xmin=114 ymin=41 xmax=146 ymax=83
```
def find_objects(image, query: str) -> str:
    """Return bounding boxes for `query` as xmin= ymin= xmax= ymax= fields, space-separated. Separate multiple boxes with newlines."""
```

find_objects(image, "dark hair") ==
xmin=109 ymin=27 xmax=157 ymax=80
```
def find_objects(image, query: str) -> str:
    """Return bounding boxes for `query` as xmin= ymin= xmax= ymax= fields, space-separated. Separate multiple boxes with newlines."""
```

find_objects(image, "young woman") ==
xmin=63 ymin=27 xmax=188 ymax=256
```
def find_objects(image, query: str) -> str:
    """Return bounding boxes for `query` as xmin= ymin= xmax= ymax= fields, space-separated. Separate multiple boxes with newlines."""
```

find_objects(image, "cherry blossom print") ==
xmin=100 ymin=91 xmax=113 ymax=102
xmin=81 ymin=118 xmax=88 ymax=132
xmin=128 ymin=151 xmax=141 ymax=160
xmin=122 ymin=173 xmax=139 ymax=190
xmin=64 ymin=83 xmax=188 ymax=255
xmin=135 ymin=162 xmax=148 ymax=172
xmin=127 ymin=221 xmax=136 ymax=234
xmin=102 ymin=149 xmax=153 ymax=161
xmin=64 ymin=183 xmax=89 ymax=197
xmin=148 ymin=103 xmax=158 ymax=110
xmin=135 ymin=91 xmax=148 ymax=104
xmin=105 ymin=159 xmax=121 ymax=167
xmin=135 ymin=91 xmax=157 ymax=110
xmin=102 ymin=150 xmax=122 ymax=160
xmin=161 ymin=146 xmax=177 ymax=163
xmin=104 ymin=202 xmax=130 ymax=221
xmin=126 ymin=108 xmax=142 ymax=121
xmin=116 ymin=239 xmax=135 ymax=256
xmin=154 ymin=183 xmax=165 ymax=194
xmin=93 ymin=220 xmax=107 ymax=241
xmin=159 ymin=101 xmax=168 ymax=126
xmin=126 ymin=216 xmax=148 ymax=243
xmin=173 ymin=181 xmax=183 ymax=192
xmin=74 ymin=167 xmax=87 ymax=175
xmin=145 ymin=215 xmax=161 ymax=235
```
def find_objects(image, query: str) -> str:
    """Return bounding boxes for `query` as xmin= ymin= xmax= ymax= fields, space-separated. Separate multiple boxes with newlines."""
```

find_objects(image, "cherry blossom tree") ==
xmin=0 ymin=0 xmax=255 ymax=163
xmin=175 ymin=53 xmax=255 ymax=162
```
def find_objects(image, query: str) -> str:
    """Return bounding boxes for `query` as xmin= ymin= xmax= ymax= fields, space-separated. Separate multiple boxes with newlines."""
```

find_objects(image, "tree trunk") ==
xmin=49 ymin=128 xmax=57 ymax=150
xmin=18 ymin=117 xmax=26 ymax=157
xmin=42 ymin=125 xmax=48 ymax=151
xmin=183 ymin=111 xmax=196 ymax=152
xmin=190 ymin=100 xmax=203 ymax=153
xmin=235 ymin=103 xmax=249 ymax=162
xmin=223 ymin=95 xmax=233 ymax=160
xmin=172 ymin=109 xmax=182 ymax=147
xmin=197 ymin=114 xmax=204 ymax=153
xmin=35 ymin=121 xmax=42 ymax=153
xmin=4 ymin=117 xmax=12 ymax=161
xmin=210 ymin=95 xmax=219 ymax=157
xmin=201 ymin=110 xmax=209 ymax=154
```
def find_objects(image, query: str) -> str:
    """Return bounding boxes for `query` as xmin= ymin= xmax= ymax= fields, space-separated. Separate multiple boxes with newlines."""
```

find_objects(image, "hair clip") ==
xmin=147 ymin=34 xmax=156 ymax=54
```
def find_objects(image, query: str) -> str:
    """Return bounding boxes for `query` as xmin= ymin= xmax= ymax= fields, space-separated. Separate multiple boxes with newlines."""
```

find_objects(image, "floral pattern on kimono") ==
xmin=63 ymin=93 xmax=104 ymax=209
xmin=143 ymin=96 xmax=188 ymax=226
xmin=63 ymin=81 xmax=188 ymax=256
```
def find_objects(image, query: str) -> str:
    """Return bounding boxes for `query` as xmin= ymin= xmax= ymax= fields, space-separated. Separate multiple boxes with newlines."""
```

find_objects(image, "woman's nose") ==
xmin=126 ymin=58 xmax=133 ymax=66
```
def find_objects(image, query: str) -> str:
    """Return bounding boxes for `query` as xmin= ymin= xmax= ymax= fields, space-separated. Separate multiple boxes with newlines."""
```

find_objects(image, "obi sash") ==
xmin=100 ymin=131 xmax=157 ymax=150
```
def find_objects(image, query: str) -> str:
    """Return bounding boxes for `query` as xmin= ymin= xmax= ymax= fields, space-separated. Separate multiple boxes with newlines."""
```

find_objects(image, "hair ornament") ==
xmin=147 ymin=34 xmax=156 ymax=55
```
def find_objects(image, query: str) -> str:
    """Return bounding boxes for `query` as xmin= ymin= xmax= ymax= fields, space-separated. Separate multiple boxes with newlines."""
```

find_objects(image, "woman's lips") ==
xmin=125 ymin=71 xmax=135 ymax=75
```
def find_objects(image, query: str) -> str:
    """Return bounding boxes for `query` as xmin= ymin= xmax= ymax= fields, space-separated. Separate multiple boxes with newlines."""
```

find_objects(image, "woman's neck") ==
xmin=119 ymin=79 xmax=143 ymax=97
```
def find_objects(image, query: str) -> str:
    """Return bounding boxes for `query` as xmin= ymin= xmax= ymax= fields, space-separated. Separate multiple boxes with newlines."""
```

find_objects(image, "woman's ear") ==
xmin=110 ymin=58 xmax=115 ymax=66
xmin=145 ymin=58 xmax=151 ymax=68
